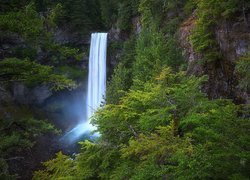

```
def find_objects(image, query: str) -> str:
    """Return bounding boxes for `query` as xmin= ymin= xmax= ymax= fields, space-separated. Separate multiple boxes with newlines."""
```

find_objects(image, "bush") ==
xmin=235 ymin=55 xmax=250 ymax=91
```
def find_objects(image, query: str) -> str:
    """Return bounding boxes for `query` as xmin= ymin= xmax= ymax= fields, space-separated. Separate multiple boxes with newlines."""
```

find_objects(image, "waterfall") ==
xmin=87 ymin=33 xmax=108 ymax=121
xmin=60 ymin=33 xmax=107 ymax=143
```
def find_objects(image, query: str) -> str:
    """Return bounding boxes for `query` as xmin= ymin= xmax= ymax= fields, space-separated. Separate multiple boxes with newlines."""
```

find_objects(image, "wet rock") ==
xmin=132 ymin=16 xmax=142 ymax=36
xmin=216 ymin=19 xmax=249 ymax=62
xmin=31 ymin=85 xmax=53 ymax=105
xmin=108 ymin=26 xmax=122 ymax=41
xmin=54 ymin=27 xmax=89 ymax=46
xmin=12 ymin=83 xmax=52 ymax=105
xmin=0 ymin=33 xmax=25 ymax=59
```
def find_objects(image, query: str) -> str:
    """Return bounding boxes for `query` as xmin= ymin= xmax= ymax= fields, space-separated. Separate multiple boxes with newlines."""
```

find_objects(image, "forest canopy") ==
xmin=34 ymin=0 xmax=249 ymax=179
xmin=0 ymin=0 xmax=249 ymax=179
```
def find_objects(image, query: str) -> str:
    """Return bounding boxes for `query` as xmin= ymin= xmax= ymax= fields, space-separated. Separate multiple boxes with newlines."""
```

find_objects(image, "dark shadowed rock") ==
xmin=0 ymin=85 xmax=13 ymax=104
xmin=216 ymin=18 xmax=249 ymax=62
xmin=54 ymin=27 xmax=90 ymax=46
xmin=12 ymin=83 xmax=52 ymax=105
xmin=178 ymin=13 xmax=204 ymax=76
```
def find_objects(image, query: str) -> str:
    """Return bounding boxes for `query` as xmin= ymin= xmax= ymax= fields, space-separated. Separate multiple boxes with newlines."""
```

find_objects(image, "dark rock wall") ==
xmin=178 ymin=12 xmax=250 ymax=103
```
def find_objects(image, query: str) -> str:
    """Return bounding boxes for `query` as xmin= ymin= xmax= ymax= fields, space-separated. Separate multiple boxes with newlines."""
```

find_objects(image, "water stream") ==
xmin=60 ymin=33 xmax=108 ymax=143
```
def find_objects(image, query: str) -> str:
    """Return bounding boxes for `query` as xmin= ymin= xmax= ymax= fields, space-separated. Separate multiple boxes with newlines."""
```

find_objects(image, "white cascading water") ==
xmin=60 ymin=33 xmax=107 ymax=142
xmin=87 ymin=33 xmax=107 ymax=121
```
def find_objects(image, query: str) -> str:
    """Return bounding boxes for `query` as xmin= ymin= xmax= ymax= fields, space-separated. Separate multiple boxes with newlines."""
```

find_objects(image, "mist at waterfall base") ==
xmin=60 ymin=33 xmax=108 ymax=144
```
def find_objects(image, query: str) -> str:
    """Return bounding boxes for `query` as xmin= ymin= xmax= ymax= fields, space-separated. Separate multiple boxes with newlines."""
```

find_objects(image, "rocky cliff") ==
xmin=179 ymin=12 xmax=249 ymax=103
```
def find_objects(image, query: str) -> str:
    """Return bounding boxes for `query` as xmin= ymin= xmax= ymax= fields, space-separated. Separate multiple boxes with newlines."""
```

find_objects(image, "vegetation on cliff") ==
xmin=0 ymin=0 xmax=249 ymax=179
xmin=0 ymin=1 xmax=82 ymax=178
xmin=34 ymin=0 xmax=249 ymax=179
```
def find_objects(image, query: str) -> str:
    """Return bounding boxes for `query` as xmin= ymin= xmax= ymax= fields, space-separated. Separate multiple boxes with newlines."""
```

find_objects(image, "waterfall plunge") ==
xmin=60 ymin=33 xmax=107 ymax=142
xmin=87 ymin=33 xmax=107 ymax=121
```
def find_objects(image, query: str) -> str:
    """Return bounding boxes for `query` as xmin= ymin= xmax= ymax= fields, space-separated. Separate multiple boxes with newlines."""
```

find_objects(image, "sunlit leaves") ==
xmin=177 ymin=100 xmax=250 ymax=179
xmin=29 ymin=1 xmax=250 ymax=179
xmin=74 ymin=140 xmax=121 ymax=179
xmin=120 ymin=124 xmax=192 ymax=179
xmin=33 ymin=152 xmax=76 ymax=180
xmin=33 ymin=50 xmax=249 ymax=180
xmin=132 ymin=30 xmax=167 ymax=83
xmin=106 ymin=64 xmax=131 ymax=104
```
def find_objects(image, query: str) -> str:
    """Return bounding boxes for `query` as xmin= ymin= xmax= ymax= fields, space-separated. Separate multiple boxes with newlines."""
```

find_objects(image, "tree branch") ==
xmin=5 ymin=157 xmax=24 ymax=161
xmin=128 ymin=124 xmax=138 ymax=138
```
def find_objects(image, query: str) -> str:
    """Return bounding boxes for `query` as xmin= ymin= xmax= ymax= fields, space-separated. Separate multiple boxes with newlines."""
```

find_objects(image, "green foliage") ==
xmin=75 ymin=140 xmax=120 ymax=179
xmin=0 ymin=58 xmax=77 ymax=90
xmin=235 ymin=55 xmax=250 ymax=91
xmin=0 ymin=105 xmax=59 ymax=179
xmin=35 ymin=65 xmax=250 ymax=179
xmin=183 ymin=0 xmax=197 ymax=15
xmin=117 ymin=1 xmax=139 ymax=31
xmin=120 ymin=124 xmax=192 ymax=180
xmin=139 ymin=0 xmax=184 ymax=30
xmin=132 ymin=30 xmax=184 ymax=84
xmin=33 ymin=141 xmax=121 ymax=180
xmin=43 ymin=43 xmax=84 ymax=65
xmin=138 ymin=0 xmax=156 ymax=28
xmin=33 ymin=152 xmax=76 ymax=180
xmin=190 ymin=0 xmax=242 ymax=62
xmin=95 ymin=67 xmax=206 ymax=145
xmin=117 ymin=2 xmax=133 ymax=30
xmin=16 ymin=0 xmax=249 ymax=179
xmin=99 ymin=0 xmax=119 ymax=27
xmin=132 ymin=30 xmax=167 ymax=83
xmin=11 ymin=46 xmax=37 ymax=60
xmin=56 ymin=66 xmax=86 ymax=80
xmin=127 ymin=0 xmax=185 ymax=85
xmin=0 ymin=0 xmax=31 ymax=12
xmin=56 ymin=0 xmax=103 ymax=33
xmin=0 ymin=3 xmax=44 ymax=42
xmin=0 ymin=118 xmax=58 ymax=156
xmin=1 ymin=0 xmax=104 ymax=33
xmin=99 ymin=0 xmax=139 ymax=29
xmin=106 ymin=38 xmax=136 ymax=104
xmin=0 ymin=2 xmax=62 ymax=42
xmin=175 ymin=100 xmax=250 ymax=179
xmin=0 ymin=3 xmax=83 ymax=65
xmin=164 ymin=36 xmax=185 ymax=71
xmin=106 ymin=64 xmax=131 ymax=104
xmin=57 ymin=46 xmax=83 ymax=61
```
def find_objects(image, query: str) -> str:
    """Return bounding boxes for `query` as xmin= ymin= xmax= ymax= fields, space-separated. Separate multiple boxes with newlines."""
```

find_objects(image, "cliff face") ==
xmin=179 ymin=12 xmax=250 ymax=103
xmin=108 ymin=11 xmax=249 ymax=103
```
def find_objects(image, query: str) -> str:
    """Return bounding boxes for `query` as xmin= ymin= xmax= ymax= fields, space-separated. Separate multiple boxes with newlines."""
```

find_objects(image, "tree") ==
xmin=34 ymin=67 xmax=250 ymax=179
xmin=0 ymin=58 xmax=76 ymax=91
xmin=173 ymin=100 xmax=250 ymax=179
xmin=33 ymin=152 xmax=76 ymax=180
xmin=0 ymin=106 xmax=59 ymax=179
